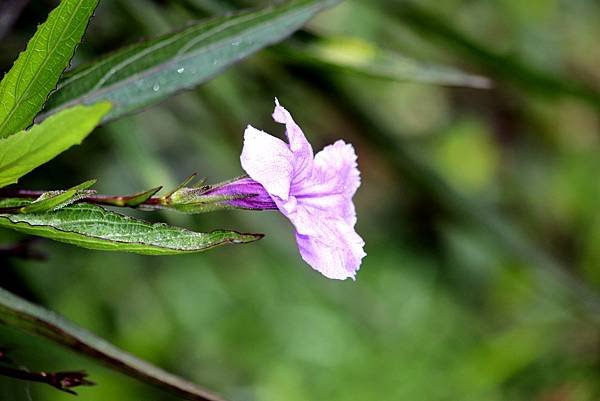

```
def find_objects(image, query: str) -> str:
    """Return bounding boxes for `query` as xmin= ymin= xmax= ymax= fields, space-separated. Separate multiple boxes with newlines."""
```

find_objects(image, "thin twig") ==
xmin=0 ymin=366 xmax=94 ymax=395
xmin=0 ymin=188 xmax=164 ymax=210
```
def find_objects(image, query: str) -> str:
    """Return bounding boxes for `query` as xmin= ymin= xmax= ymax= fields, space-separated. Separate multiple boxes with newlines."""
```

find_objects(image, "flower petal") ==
xmin=272 ymin=99 xmax=313 ymax=182
xmin=295 ymin=140 xmax=361 ymax=225
xmin=294 ymin=217 xmax=366 ymax=280
xmin=240 ymin=125 xmax=294 ymax=200
xmin=274 ymin=199 xmax=365 ymax=280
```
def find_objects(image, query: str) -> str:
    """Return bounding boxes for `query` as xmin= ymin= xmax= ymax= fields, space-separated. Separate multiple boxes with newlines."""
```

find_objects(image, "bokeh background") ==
xmin=1 ymin=0 xmax=600 ymax=400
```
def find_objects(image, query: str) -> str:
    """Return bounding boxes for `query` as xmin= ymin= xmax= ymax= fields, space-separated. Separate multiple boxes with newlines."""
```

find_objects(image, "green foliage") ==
xmin=0 ymin=102 xmax=110 ymax=188
xmin=0 ymin=0 xmax=100 ymax=138
xmin=2 ymin=0 xmax=600 ymax=400
xmin=43 ymin=0 xmax=341 ymax=122
xmin=393 ymin=2 xmax=600 ymax=108
xmin=279 ymin=34 xmax=491 ymax=88
xmin=0 ymin=200 xmax=262 ymax=254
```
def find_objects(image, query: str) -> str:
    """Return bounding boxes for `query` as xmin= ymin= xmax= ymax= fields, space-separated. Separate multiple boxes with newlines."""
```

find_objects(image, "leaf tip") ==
xmin=76 ymin=179 xmax=97 ymax=191
xmin=233 ymin=232 xmax=265 ymax=244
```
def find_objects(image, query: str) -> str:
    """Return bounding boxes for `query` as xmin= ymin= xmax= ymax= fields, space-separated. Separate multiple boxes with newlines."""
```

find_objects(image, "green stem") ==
xmin=0 ymin=187 xmax=164 ymax=210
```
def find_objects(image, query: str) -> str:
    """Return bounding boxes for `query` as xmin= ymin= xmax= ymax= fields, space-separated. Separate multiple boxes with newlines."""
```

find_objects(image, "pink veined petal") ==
xmin=313 ymin=140 xmax=361 ymax=197
xmin=272 ymin=98 xmax=313 ymax=183
xmin=240 ymin=125 xmax=294 ymax=200
xmin=274 ymin=200 xmax=365 ymax=280
xmin=294 ymin=140 xmax=361 ymax=226
xmin=294 ymin=216 xmax=366 ymax=280
xmin=273 ymin=196 xmax=314 ymax=236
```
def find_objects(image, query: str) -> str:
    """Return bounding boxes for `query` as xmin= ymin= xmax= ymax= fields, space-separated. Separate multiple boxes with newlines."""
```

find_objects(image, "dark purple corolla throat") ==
xmin=205 ymin=177 xmax=277 ymax=210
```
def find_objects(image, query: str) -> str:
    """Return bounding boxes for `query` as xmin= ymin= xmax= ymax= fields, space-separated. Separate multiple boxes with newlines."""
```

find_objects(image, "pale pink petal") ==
xmin=240 ymin=125 xmax=294 ymax=200
xmin=273 ymin=196 xmax=314 ymax=236
xmin=294 ymin=217 xmax=366 ymax=280
xmin=272 ymin=99 xmax=313 ymax=182
xmin=294 ymin=140 xmax=361 ymax=226
xmin=313 ymin=140 xmax=361 ymax=197
xmin=272 ymin=200 xmax=365 ymax=280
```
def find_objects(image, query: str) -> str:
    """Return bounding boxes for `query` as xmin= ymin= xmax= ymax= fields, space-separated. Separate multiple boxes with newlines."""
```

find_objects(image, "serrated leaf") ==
xmin=0 ymin=200 xmax=262 ymax=254
xmin=278 ymin=35 xmax=491 ymax=88
xmin=41 ymin=0 xmax=340 ymax=122
xmin=20 ymin=179 xmax=97 ymax=213
xmin=0 ymin=0 xmax=100 ymax=138
xmin=0 ymin=102 xmax=111 ymax=189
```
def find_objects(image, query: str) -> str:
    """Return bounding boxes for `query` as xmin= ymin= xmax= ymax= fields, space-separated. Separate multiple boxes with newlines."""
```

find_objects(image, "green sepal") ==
xmin=20 ymin=179 xmax=97 ymax=214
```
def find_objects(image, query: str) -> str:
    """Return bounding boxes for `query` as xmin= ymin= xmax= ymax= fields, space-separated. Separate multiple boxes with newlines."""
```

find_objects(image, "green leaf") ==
xmin=277 ymin=35 xmax=491 ymax=88
xmin=0 ymin=0 xmax=100 ymax=138
xmin=42 ymin=0 xmax=341 ymax=122
xmin=0 ymin=200 xmax=262 ymax=255
xmin=0 ymin=286 xmax=225 ymax=401
xmin=393 ymin=3 xmax=600 ymax=108
xmin=19 ymin=179 xmax=97 ymax=214
xmin=0 ymin=102 xmax=111 ymax=188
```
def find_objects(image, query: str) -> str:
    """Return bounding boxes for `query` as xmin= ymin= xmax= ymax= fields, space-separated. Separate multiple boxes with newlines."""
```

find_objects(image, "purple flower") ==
xmin=239 ymin=99 xmax=366 ymax=280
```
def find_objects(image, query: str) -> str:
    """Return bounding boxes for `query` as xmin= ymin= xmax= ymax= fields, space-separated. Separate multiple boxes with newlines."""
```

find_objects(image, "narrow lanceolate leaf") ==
xmin=0 ymin=102 xmax=111 ymax=188
xmin=277 ymin=35 xmax=491 ymax=88
xmin=42 ymin=0 xmax=341 ymax=122
xmin=0 ymin=287 xmax=226 ymax=401
xmin=0 ymin=0 xmax=100 ymax=138
xmin=0 ymin=200 xmax=262 ymax=254
xmin=19 ymin=179 xmax=97 ymax=214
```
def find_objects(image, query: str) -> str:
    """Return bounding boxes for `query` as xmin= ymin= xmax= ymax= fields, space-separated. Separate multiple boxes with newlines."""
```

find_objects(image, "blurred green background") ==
xmin=1 ymin=0 xmax=600 ymax=400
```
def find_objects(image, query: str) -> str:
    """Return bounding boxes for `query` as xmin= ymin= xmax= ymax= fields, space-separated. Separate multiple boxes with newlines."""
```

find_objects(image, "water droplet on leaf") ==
xmin=152 ymin=83 xmax=160 ymax=92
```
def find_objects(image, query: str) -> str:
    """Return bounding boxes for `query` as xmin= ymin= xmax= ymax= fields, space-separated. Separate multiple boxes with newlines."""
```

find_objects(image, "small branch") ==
xmin=0 ymin=366 xmax=94 ymax=395
xmin=0 ymin=346 xmax=93 ymax=394
xmin=0 ymin=188 xmax=165 ymax=211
